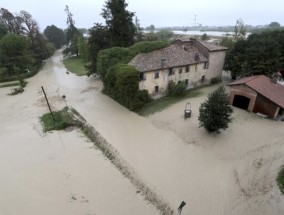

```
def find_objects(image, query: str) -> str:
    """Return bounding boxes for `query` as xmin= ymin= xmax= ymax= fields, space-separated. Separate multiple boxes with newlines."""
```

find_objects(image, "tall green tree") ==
xmin=63 ymin=5 xmax=81 ymax=56
xmin=20 ymin=10 xmax=49 ymax=62
xmin=198 ymin=85 xmax=233 ymax=133
xmin=0 ymin=34 xmax=33 ymax=77
xmin=134 ymin=16 xmax=143 ymax=42
xmin=0 ymin=24 xmax=8 ymax=39
xmin=101 ymin=0 xmax=136 ymax=47
xmin=0 ymin=8 xmax=22 ymax=34
xmin=77 ymin=35 xmax=89 ymax=62
xmin=43 ymin=25 xmax=66 ymax=49
xmin=86 ymin=23 xmax=110 ymax=76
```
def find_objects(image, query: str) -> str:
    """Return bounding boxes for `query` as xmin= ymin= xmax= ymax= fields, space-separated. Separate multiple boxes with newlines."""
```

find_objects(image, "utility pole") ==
xmin=41 ymin=86 xmax=55 ymax=122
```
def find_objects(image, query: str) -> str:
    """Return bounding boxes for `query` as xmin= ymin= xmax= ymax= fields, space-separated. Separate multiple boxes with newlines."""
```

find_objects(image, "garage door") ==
xmin=232 ymin=95 xmax=250 ymax=110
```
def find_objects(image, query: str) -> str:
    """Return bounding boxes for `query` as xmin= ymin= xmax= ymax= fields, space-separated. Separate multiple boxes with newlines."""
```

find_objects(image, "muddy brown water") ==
xmin=1 ymin=50 xmax=284 ymax=215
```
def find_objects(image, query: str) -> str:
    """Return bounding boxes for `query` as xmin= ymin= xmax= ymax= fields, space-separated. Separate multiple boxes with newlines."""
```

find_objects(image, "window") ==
xmin=155 ymin=86 xmax=159 ymax=93
xmin=139 ymin=72 xmax=146 ymax=81
xmin=154 ymin=71 xmax=159 ymax=79
xmin=201 ymin=75 xmax=205 ymax=82
xmin=168 ymin=68 xmax=173 ymax=76
xmin=179 ymin=68 xmax=182 ymax=74
xmin=204 ymin=62 xmax=209 ymax=69
xmin=185 ymin=79 xmax=188 ymax=86
xmin=185 ymin=65 xmax=190 ymax=73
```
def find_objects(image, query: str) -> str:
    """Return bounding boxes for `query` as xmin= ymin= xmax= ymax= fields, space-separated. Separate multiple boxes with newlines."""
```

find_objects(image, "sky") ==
xmin=1 ymin=0 xmax=284 ymax=31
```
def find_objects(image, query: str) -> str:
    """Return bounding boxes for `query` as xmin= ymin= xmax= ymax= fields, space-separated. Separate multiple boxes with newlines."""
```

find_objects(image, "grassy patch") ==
xmin=40 ymin=107 xmax=81 ymax=132
xmin=136 ymin=89 xmax=203 ymax=116
xmin=277 ymin=166 xmax=284 ymax=194
xmin=63 ymin=56 xmax=89 ymax=76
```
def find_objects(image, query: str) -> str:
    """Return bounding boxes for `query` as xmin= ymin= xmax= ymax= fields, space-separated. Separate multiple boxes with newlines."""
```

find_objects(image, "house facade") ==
xmin=128 ymin=38 xmax=227 ymax=98
xmin=227 ymin=75 xmax=284 ymax=119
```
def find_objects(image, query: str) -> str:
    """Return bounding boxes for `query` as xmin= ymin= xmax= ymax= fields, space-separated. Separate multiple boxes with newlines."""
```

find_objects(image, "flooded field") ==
xmin=0 ymin=49 xmax=284 ymax=215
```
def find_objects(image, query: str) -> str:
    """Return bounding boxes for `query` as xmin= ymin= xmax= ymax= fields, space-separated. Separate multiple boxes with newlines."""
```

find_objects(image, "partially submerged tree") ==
xmin=198 ymin=85 xmax=233 ymax=133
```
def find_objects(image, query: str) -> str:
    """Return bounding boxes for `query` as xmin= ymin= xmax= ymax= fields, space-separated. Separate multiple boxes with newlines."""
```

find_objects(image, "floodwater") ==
xmin=0 ymin=52 xmax=159 ymax=215
xmin=1 ymin=49 xmax=284 ymax=215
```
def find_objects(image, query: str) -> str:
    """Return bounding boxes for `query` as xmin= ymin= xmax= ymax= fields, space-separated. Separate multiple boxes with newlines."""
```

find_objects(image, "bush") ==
xmin=210 ymin=77 xmax=222 ymax=84
xmin=168 ymin=80 xmax=186 ymax=96
xmin=138 ymin=89 xmax=151 ymax=103
xmin=198 ymin=85 xmax=233 ymax=132
xmin=104 ymin=64 xmax=148 ymax=110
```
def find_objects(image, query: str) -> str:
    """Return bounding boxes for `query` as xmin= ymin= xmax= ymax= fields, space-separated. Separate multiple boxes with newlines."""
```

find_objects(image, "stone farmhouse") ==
xmin=128 ymin=38 xmax=227 ymax=98
xmin=228 ymin=75 xmax=284 ymax=120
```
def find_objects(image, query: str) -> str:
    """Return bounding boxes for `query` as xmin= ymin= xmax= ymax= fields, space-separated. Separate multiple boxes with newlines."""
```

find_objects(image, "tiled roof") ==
xmin=228 ymin=75 xmax=284 ymax=108
xmin=195 ymin=40 xmax=228 ymax=51
xmin=128 ymin=44 xmax=207 ymax=72
xmin=172 ymin=38 xmax=228 ymax=52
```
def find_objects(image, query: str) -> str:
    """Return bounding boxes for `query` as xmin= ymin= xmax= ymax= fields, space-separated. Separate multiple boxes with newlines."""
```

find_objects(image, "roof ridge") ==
xmin=246 ymin=75 xmax=262 ymax=83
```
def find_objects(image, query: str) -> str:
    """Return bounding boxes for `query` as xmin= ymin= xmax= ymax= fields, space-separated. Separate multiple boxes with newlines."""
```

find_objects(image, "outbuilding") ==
xmin=227 ymin=75 xmax=284 ymax=120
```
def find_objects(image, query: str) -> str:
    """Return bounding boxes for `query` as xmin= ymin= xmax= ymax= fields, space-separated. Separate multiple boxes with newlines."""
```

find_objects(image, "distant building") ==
xmin=227 ymin=75 xmax=284 ymax=119
xmin=129 ymin=38 xmax=227 ymax=98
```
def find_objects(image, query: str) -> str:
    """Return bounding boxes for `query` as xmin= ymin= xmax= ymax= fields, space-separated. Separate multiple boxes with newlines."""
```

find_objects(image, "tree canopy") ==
xmin=0 ymin=8 xmax=53 ymax=81
xmin=226 ymin=30 xmax=284 ymax=79
xmin=63 ymin=5 xmax=81 ymax=56
xmin=269 ymin=22 xmax=281 ymax=28
xmin=198 ymin=85 xmax=233 ymax=133
xmin=101 ymin=0 xmax=136 ymax=47
xmin=86 ymin=23 xmax=110 ymax=75
xmin=43 ymin=25 xmax=66 ymax=49
xmin=0 ymin=34 xmax=33 ymax=77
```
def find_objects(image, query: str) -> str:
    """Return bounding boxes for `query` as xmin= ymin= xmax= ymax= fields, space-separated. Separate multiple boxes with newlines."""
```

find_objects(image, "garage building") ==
xmin=227 ymin=75 xmax=284 ymax=120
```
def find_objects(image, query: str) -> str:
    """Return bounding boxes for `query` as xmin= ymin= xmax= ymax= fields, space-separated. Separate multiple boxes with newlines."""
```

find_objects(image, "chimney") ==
xmin=161 ymin=58 xmax=165 ymax=67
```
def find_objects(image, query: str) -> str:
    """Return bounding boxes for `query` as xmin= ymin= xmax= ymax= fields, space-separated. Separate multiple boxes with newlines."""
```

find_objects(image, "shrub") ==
xmin=168 ymin=80 xmax=186 ymax=96
xmin=138 ymin=89 xmax=151 ymax=103
xmin=210 ymin=77 xmax=222 ymax=84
